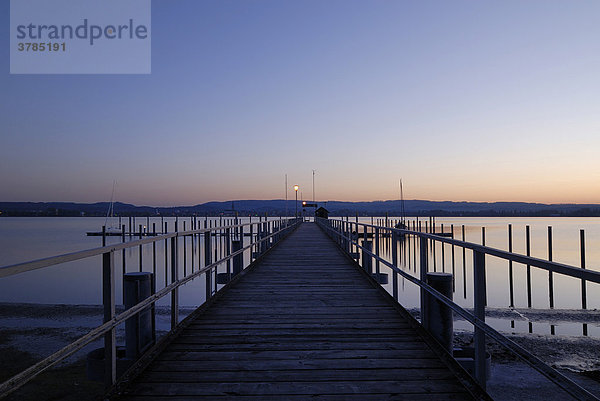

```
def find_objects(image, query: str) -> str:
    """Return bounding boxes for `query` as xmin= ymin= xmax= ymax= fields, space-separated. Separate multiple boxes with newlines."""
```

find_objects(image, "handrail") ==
xmin=342 ymin=221 xmax=600 ymax=283
xmin=316 ymin=217 xmax=598 ymax=401
xmin=0 ymin=217 xmax=302 ymax=398
xmin=0 ymin=220 xmax=295 ymax=278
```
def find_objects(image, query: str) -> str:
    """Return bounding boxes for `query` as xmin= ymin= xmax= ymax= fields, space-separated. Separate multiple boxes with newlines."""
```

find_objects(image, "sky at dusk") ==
xmin=2 ymin=0 xmax=600 ymax=206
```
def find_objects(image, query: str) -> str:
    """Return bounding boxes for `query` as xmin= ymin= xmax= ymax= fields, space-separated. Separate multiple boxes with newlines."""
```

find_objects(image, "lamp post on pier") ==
xmin=294 ymin=185 xmax=299 ymax=218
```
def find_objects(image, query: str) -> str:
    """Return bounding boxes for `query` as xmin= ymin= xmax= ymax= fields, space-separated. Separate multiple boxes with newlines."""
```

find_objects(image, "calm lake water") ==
xmin=1 ymin=216 xmax=599 ymax=336
xmin=366 ymin=216 xmax=600 ymax=309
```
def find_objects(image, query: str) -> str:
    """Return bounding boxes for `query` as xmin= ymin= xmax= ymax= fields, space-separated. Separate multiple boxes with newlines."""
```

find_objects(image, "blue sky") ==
xmin=2 ymin=0 xmax=600 ymax=205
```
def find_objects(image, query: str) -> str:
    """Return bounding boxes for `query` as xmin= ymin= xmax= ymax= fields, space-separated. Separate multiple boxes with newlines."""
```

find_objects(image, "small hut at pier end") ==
xmin=315 ymin=207 xmax=329 ymax=219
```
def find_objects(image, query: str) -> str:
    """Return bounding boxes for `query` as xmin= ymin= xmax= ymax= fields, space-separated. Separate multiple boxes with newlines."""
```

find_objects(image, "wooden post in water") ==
xmin=391 ymin=228 xmax=398 ymax=301
xmin=548 ymin=227 xmax=554 ymax=309
xmin=413 ymin=221 xmax=417 ymax=271
xmin=450 ymin=224 xmax=455 ymax=291
xmin=183 ymin=221 xmax=187 ymax=277
xmin=138 ymin=224 xmax=143 ymax=272
xmin=121 ymin=225 xmax=126 ymax=277
xmin=546 ymin=226 xmax=557 ymax=332
xmin=441 ymin=224 xmax=445 ymax=272
xmin=508 ymin=224 xmax=514 ymax=308
xmin=407 ymin=222 xmax=411 ymax=266
xmin=526 ymin=226 xmax=532 ymax=308
xmin=152 ymin=223 xmax=156 ymax=277
xmin=580 ymin=229 xmax=587 ymax=310
xmin=462 ymin=225 xmax=466 ymax=299
xmin=482 ymin=227 xmax=487 ymax=306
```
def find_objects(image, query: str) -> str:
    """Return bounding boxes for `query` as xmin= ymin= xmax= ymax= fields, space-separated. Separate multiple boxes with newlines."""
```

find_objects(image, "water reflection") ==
xmin=354 ymin=216 xmax=600 ymax=337
xmin=0 ymin=216 xmax=275 ymax=307
xmin=1 ymin=216 xmax=600 ymax=338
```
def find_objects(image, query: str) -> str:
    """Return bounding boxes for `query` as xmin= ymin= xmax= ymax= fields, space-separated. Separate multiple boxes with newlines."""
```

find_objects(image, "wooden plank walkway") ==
xmin=114 ymin=223 xmax=483 ymax=400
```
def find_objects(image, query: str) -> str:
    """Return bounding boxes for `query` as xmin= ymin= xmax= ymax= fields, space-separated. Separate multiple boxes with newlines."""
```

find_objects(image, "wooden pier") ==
xmin=112 ymin=223 xmax=484 ymax=400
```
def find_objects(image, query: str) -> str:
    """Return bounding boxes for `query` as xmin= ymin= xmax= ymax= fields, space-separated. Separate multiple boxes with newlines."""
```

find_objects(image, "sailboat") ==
xmin=395 ymin=179 xmax=408 ymax=231
xmin=87 ymin=181 xmax=122 ymax=236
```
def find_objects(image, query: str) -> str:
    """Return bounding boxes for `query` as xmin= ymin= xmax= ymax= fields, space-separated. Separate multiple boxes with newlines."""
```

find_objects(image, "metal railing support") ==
xmin=205 ymin=227 xmax=212 ymax=301
xmin=170 ymin=236 xmax=178 ymax=329
xmin=419 ymin=236 xmax=429 ymax=330
xmin=362 ymin=240 xmax=372 ymax=273
xmin=375 ymin=227 xmax=380 ymax=277
xmin=473 ymin=250 xmax=487 ymax=389
xmin=391 ymin=229 xmax=398 ymax=301
xmin=102 ymin=250 xmax=116 ymax=387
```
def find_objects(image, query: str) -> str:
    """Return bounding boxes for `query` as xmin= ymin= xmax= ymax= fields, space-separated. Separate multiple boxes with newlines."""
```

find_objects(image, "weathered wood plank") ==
xmin=172 ymin=335 xmax=433 ymax=344
xmin=123 ymin=380 xmax=470 ymax=396
xmin=155 ymin=348 xmax=438 ymax=361
xmin=145 ymin=357 xmax=447 ymax=372
xmin=137 ymin=368 xmax=457 ymax=383
xmin=166 ymin=341 xmax=430 ymax=352
xmin=120 ymin=393 xmax=471 ymax=401
xmin=113 ymin=223 xmax=480 ymax=400
xmin=188 ymin=320 xmax=407 ymax=327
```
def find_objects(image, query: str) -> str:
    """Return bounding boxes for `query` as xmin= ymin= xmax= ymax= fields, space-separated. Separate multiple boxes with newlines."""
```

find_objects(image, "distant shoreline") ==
xmin=0 ymin=199 xmax=600 ymax=217
xmin=2 ymin=200 xmax=600 ymax=218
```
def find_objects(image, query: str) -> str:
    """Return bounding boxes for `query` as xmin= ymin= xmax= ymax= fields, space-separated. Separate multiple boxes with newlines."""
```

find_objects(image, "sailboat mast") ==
xmin=104 ymin=180 xmax=116 ymax=227
xmin=400 ymin=179 xmax=406 ymax=224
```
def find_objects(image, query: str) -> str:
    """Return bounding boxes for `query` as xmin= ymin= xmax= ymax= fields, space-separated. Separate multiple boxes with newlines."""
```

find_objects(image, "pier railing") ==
xmin=0 ymin=216 xmax=301 ymax=398
xmin=317 ymin=217 xmax=599 ymax=401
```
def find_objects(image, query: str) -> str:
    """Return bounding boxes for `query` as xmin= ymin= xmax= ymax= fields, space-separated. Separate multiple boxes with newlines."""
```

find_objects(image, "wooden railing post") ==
xmin=250 ymin=222 xmax=254 ymax=262
xmin=375 ymin=227 xmax=380 ymax=277
xmin=170 ymin=236 xmax=179 ymax=329
xmin=526 ymin=225 xmax=532 ymax=308
xmin=205 ymin=226 xmax=212 ymax=301
xmin=473 ymin=249 xmax=487 ymax=389
xmin=419 ymin=236 xmax=428 ymax=330
xmin=391 ymin=229 xmax=398 ymax=301
xmin=102 ymin=250 xmax=116 ymax=387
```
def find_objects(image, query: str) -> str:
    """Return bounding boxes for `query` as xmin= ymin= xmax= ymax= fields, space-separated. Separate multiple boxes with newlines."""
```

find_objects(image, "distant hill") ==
xmin=1 ymin=200 xmax=600 ymax=217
